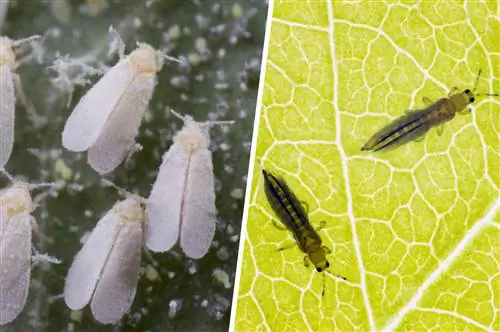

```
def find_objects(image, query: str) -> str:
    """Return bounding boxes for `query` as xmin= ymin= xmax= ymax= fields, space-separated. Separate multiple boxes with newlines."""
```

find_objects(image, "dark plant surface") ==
xmin=1 ymin=0 xmax=267 ymax=331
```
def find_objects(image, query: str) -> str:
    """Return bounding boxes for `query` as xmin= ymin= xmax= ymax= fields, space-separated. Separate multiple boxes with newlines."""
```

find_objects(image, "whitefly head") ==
xmin=175 ymin=115 xmax=210 ymax=153
xmin=129 ymin=43 xmax=158 ymax=74
xmin=0 ymin=37 xmax=16 ymax=68
xmin=171 ymin=109 xmax=234 ymax=154
xmin=113 ymin=195 xmax=145 ymax=223
xmin=0 ymin=182 xmax=33 ymax=217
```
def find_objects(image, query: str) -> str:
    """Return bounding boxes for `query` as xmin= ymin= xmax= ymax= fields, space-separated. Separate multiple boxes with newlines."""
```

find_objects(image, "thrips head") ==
xmin=308 ymin=247 xmax=329 ymax=273
xmin=463 ymin=88 xmax=475 ymax=104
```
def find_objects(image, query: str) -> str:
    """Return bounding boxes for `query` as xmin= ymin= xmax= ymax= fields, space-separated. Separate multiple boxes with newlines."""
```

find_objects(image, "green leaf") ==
xmin=233 ymin=1 xmax=499 ymax=331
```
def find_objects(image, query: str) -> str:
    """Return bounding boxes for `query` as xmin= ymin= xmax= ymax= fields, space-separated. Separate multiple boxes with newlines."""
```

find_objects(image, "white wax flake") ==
xmin=219 ymin=143 xmax=230 ymax=151
xmin=144 ymin=265 xmax=159 ymax=281
xmin=54 ymin=158 xmax=73 ymax=181
xmin=0 ymin=1 xmax=8 ymax=28
xmin=166 ymin=25 xmax=181 ymax=40
xmin=133 ymin=17 xmax=142 ymax=28
xmin=216 ymin=247 xmax=229 ymax=261
xmin=207 ymin=294 xmax=230 ymax=320
xmin=194 ymin=37 xmax=207 ymax=54
xmin=0 ymin=35 xmax=41 ymax=169
xmin=69 ymin=309 xmax=83 ymax=322
xmin=61 ymin=28 xmax=179 ymax=174
xmin=188 ymin=53 xmax=201 ymax=66
xmin=79 ymin=0 xmax=108 ymax=17
xmin=168 ymin=299 xmax=182 ymax=318
xmin=145 ymin=110 xmax=234 ymax=259
xmin=0 ymin=176 xmax=59 ymax=325
xmin=50 ymin=0 xmax=72 ymax=24
xmin=217 ymin=48 xmax=226 ymax=59
xmin=64 ymin=196 xmax=145 ymax=324
xmin=48 ymin=52 xmax=104 ymax=109
xmin=230 ymin=188 xmax=243 ymax=200
xmin=231 ymin=3 xmax=244 ymax=18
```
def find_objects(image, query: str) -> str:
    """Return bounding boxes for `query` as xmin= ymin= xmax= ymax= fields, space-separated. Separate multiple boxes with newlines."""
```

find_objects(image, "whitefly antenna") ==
xmin=170 ymin=109 xmax=234 ymax=128
xmin=170 ymin=109 xmax=192 ymax=122
xmin=11 ymin=35 xmax=41 ymax=48
xmin=108 ymin=25 xmax=126 ymax=59
xmin=101 ymin=178 xmax=146 ymax=204
xmin=156 ymin=48 xmax=183 ymax=65
xmin=0 ymin=168 xmax=15 ymax=182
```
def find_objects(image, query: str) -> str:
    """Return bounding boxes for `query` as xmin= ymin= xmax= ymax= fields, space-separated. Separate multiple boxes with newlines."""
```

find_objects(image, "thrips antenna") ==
xmin=472 ymin=69 xmax=500 ymax=97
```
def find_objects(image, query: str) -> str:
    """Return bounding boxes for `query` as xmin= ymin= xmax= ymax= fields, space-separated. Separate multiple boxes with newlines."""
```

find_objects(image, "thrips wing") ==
xmin=361 ymin=101 xmax=444 ymax=151
xmin=90 ymin=222 xmax=142 ymax=324
xmin=180 ymin=149 xmax=216 ymax=259
xmin=62 ymin=57 xmax=135 ymax=152
xmin=64 ymin=210 xmax=121 ymax=311
xmin=145 ymin=142 xmax=189 ymax=252
xmin=0 ymin=214 xmax=31 ymax=325
xmin=0 ymin=67 xmax=15 ymax=168
xmin=87 ymin=73 xmax=156 ymax=174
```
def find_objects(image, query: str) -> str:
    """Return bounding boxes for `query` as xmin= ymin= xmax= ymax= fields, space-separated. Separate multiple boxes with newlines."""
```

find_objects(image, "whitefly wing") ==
xmin=0 ymin=214 xmax=32 ymax=325
xmin=61 ymin=57 xmax=135 ymax=152
xmin=64 ymin=210 xmax=121 ymax=311
xmin=180 ymin=149 xmax=216 ymax=259
xmin=87 ymin=73 xmax=156 ymax=174
xmin=145 ymin=142 xmax=189 ymax=252
xmin=90 ymin=221 xmax=142 ymax=324
xmin=0 ymin=66 xmax=15 ymax=168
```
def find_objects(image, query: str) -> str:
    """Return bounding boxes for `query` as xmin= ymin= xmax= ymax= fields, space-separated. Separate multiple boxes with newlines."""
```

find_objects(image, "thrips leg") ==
xmin=415 ymin=133 xmax=426 ymax=142
xmin=271 ymin=218 xmax=287 ymax=231
xmin=303 ymin=256 xmax=310 ymax=268
xmin=422 ymin=97 xmax=433 ymax=106
xmin=276 ymin=241 xmax=296 ymax=252
xmin=448 ymin=87 xmax=460 ymax=97
xmin=436 ymin=124 xmax=444 ymax=136
xmin=316 ymin=220 xmax=326 ymax=231
xmin=301 ymin=201 xmax=309 ymax=213
xmin=322 ymin=245 xmax=332 ymax=254
xmin=458 ymin=107 xmax=472 ymax=115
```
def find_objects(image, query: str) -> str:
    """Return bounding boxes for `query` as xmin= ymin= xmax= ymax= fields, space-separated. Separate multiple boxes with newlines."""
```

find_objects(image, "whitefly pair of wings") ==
xmin=0 ymin=186 xmax=32 ymax=325
xmin=64 ymin=198 xmax=143 ymax=324
xmin=0 ymin=66 xmax=16 ymax=168
xmin=146 ymin=129 xmax=217 ymax=259
xmin=62 ymin=56 xmax=155 ymax=174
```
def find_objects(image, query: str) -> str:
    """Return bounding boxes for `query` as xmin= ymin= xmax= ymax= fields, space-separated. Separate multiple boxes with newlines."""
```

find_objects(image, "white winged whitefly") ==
xmin=64 ymin=192 xmax=146 ymax=325
xmin=61 ymin=27 xmax=180 ymax=175
xmin=145 ymin=110 xmax=234 ymax=259
xmin=0 ymin=34 xmax=41 ymax=168
xmin=0 ymin=170 xmax=61 ymax=326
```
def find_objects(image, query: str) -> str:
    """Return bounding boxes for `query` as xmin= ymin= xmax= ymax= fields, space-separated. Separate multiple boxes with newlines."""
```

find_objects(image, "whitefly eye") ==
xmin=470 ymin=97 xmax=475 ymax=103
